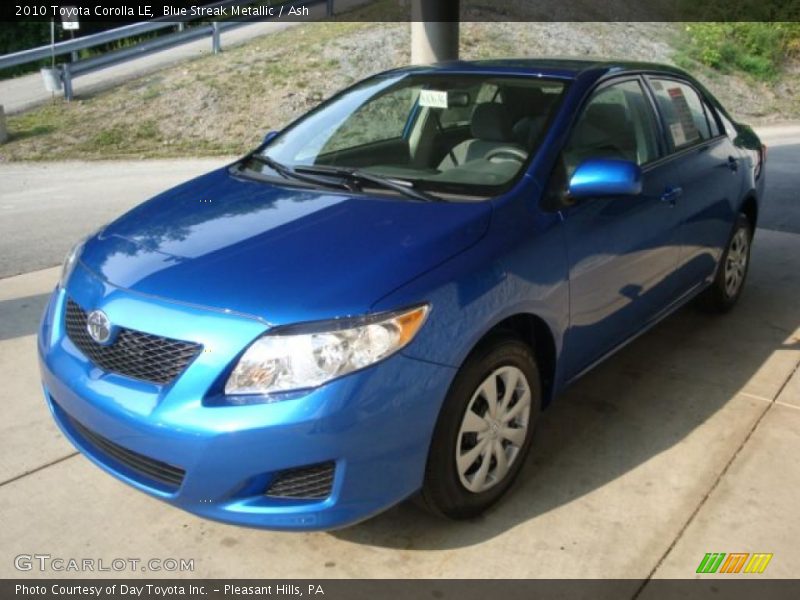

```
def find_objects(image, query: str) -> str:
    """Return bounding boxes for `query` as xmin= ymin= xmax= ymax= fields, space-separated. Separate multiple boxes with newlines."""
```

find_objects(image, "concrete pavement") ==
xmin=0 ymin=227 xmax=798 ymax=581
xmin=0 ymin=126 xmax=798 ymax=585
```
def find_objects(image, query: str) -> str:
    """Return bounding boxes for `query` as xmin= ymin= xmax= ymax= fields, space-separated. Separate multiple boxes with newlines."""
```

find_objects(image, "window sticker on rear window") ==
xmin=667 ymin=86 xmax=700 ymax=145
xmin=669 ymin=122 xmax=687 ymax=147
xmin=419 ymin=89 xmax=449 ymax=109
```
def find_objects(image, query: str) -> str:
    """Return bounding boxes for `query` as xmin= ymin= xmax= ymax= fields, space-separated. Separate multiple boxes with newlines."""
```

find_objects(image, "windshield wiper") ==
xmin=246 ymin=155 xmax=348 ymax=191
xmin=295 ymin=165 xmax=441 ymax=202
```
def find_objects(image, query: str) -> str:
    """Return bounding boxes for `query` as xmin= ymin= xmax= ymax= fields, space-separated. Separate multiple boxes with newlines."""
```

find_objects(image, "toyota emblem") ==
xmin=86 ymin=310 xmax=112 ymax=344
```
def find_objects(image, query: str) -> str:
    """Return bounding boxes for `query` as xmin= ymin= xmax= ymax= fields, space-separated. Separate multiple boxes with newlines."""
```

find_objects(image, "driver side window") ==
xmin=563 ymin=79 xmax=660 ymax=178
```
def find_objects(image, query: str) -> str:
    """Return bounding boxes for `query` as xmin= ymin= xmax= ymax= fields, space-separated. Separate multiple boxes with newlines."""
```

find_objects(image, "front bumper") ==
xmin=38 ymin=264 xmax=455 ymax=530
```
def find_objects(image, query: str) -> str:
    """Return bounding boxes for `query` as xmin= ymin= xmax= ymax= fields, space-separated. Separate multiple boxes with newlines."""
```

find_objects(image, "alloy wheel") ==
xmin=724 ymin=227 xmax=749 ymax=298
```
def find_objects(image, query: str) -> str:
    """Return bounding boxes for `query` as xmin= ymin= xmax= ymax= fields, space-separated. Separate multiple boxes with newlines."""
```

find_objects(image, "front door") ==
xmin=557 ymin=78 xmax=684 ymax=378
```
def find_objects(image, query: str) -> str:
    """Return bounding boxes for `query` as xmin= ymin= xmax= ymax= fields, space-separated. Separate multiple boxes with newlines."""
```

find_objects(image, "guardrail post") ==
xmin=212 ymin=22 xmax=221 ymax=54
xmin=327 ymin=0 xmax=335 ymax=16
xmin=61 ymin=64 xmax=74 ymax=101
xmin=0 ymin=105 xmax=8 ymax=144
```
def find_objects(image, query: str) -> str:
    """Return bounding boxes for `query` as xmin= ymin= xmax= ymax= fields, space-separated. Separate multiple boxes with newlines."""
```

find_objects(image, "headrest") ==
xmin=471 ymin=103 xmax=513 ymax=142
xmin=585 ymin=103 xmax=629 ymax=130
xmin=573 ymin=103 xmax=633 ymax=148
xmin=504 ymin=87 xmax=547 ymax=120
xmin=512 ymin=116 xmax=543 ymax=147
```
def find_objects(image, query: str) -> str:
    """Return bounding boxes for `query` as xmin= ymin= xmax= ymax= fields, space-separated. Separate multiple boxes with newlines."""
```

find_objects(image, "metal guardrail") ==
xmin=0 ymin=0 xmax=335 ymax=100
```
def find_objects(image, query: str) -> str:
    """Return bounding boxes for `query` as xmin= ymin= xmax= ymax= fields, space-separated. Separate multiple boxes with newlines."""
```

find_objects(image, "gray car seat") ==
xmin=507 ymin=87 xmax=555 ymax=149
xmin=438 ymin=103 xmax=525 ymax=170
xmin=563 ymin=102 xmax=637 ymax=173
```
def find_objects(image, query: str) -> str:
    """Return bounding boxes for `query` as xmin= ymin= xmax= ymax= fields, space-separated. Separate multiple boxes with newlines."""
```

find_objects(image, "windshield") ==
xmin=252 ymin=73 xmax=567 ymax=198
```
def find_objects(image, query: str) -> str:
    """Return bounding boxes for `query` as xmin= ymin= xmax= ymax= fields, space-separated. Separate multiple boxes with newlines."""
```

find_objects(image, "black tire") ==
xmin=417 ymin=335 xmax=542 ymax=519
xmin=698 ymin=213 xmax=753 ymax=313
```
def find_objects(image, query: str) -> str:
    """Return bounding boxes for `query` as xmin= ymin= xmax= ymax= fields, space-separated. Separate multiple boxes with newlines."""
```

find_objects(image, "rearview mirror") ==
xmin=448 ymin=91 xmax=471 ymax=107
xmin=568 ymin=158 xmax=642 ymax=199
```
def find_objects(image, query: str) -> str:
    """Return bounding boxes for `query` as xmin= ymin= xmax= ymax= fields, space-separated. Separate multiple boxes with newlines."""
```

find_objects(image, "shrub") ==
xmin=684 ymin=22 xmax=800 ymax=80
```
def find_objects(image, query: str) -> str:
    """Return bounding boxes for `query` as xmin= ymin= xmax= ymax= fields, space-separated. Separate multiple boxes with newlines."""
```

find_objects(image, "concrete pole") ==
xmin=410 ymin=0 xmax=460 ymax=64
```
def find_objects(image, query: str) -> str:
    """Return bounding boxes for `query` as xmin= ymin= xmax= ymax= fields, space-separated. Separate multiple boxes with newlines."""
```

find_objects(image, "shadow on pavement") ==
xmin=0 ymin=292 xmax=51 ymax=341
xmin=332 ymin=228 xmax=800 ymax=550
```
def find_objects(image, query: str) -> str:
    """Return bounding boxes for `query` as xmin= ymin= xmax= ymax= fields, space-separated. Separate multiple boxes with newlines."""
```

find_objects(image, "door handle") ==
xmin=660 ymin=186 xmax=683 ymax=205
xmin=727 ymin=156 xmax=739 ymax=172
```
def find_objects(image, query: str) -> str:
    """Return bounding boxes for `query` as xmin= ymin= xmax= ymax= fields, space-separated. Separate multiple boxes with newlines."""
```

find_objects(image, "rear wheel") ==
xmin=418 ymin=336 xmax=541 ymax=519
xmin=698 ymin=213 xmax=752 ymax=313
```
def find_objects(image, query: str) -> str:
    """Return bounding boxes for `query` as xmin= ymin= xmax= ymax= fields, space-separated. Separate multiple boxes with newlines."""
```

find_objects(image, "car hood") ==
xmin=80 ymin=168 xmax=492 ymax=325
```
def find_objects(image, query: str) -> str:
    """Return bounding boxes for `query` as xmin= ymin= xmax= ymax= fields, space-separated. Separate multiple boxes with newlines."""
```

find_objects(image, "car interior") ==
xmin=308 ymin=79 xmax=565 ymax=190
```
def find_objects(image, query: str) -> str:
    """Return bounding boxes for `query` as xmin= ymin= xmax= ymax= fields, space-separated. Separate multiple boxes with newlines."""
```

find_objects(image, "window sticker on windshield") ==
xmin=419 ymin=89 xmax=449 ymax=109
xmin=667 ymin=87 xmax=699 ymax=145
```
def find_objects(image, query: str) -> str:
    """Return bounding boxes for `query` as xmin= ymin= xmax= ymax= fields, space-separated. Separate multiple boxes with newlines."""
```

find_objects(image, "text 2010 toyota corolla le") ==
xmin=39 ymin=59 xmax=766 ymax=530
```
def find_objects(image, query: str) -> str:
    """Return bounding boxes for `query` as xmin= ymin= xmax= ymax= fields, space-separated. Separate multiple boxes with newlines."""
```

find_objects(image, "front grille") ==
xmin=65 ymin=411 xmax=185 ymax=490
xmin=65 ymin=299 xmax=201 ymax=385
xmin=266 ymin=462 xmax=335 ymax=499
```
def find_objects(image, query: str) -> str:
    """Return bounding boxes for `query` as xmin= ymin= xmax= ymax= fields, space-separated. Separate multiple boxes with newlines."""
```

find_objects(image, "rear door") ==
xmin=645 ymin=77 xmax=744 ymax=294
xmin=557 ymin=77 xmax=685 ymax=377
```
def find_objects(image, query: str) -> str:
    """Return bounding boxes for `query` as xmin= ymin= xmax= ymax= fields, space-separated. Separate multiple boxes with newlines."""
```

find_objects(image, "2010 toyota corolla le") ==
xmin=39 ymin=59 xmax=766 ymax=530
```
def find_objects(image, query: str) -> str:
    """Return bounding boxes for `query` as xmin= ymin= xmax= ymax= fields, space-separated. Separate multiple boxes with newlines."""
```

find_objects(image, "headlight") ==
xmin=59 ymin=239 xmax=85 ymax=289
xmin=225 ymin=304 xmax=429 ymax=396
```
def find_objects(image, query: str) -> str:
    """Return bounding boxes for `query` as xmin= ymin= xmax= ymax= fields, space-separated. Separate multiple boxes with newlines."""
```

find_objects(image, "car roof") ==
xmin=387 ymin=58 xmax=692 ymax=82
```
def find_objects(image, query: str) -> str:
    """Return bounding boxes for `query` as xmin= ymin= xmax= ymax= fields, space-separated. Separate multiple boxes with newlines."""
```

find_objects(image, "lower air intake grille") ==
xmin=65 ymin=298 xmax=201 ymax=385
xmin=266 ymin=462 xmax=335 ymax=499
xmin=66 ymin=413 xmax=186 ymax=490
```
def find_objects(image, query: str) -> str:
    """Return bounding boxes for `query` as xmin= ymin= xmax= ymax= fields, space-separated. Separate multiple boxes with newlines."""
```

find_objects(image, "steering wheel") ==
xmin=485 ymin=146 xmax=528 ymax=163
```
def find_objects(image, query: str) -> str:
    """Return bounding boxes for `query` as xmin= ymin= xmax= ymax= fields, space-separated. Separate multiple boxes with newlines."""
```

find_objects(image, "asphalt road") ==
xmin=758 ymin=134 xmax=800 ymax=234
xmin=0 ymin=126 xmax=796 ymax=280
xmin=0 ymin=23 xmax=298 ymax=114
xmin=0 ymin=0 xmax=370 ymax=114
xmin=0 ymin=158 xmax=232 ymax=279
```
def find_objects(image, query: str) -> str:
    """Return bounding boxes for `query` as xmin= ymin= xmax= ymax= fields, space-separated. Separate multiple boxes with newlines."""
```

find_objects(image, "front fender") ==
xmin=373 ymin=198 xmax=570 ymax=399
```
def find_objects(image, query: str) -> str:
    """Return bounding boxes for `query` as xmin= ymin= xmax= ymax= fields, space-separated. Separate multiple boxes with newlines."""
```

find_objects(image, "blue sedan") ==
xmin=39 ymin=59 xmax=766 ymax=529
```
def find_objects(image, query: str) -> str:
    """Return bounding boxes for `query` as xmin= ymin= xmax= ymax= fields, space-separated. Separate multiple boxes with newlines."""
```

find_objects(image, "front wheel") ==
xmin=698 ymin=213 xmax=753 ymax=313
xmin=417 ymin=336 xmax=542 ymax=519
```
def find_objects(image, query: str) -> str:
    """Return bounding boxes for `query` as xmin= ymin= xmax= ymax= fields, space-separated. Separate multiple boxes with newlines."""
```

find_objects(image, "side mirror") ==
xmin=568 ymin=158 xmax=642 ymax=199
xmin=262 ymin=131 xmax=278 ymax=146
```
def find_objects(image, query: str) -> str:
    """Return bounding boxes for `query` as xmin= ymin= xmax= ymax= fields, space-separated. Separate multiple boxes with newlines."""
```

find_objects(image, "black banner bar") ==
xmin=2 ymin=0 xmax=800 ymax=23
xmin=4 ymin=579 xmax=800 ymax=600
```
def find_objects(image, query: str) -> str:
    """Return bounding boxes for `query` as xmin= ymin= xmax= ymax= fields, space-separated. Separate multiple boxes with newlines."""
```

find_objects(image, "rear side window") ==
xmin=703 ymin=101 xmax=722 ymax=137
xmin=649 ymin=79 xmax=714 ymax=149
xmin=717 ymin=110 xmax=738 ymax=139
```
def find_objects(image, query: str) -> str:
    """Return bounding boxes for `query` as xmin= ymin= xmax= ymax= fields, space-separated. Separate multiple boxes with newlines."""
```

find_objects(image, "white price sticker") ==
xmin=419 ymin=90 xmax=449 ymax=109
xmin=670 ymin=122 xmax=687 ymax=147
